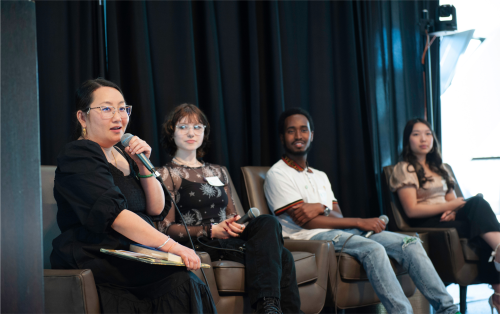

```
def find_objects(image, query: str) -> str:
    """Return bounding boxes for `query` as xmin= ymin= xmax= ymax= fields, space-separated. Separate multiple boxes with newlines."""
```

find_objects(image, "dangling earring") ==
xmin=82 ymin=127 xmax=87 ymax=138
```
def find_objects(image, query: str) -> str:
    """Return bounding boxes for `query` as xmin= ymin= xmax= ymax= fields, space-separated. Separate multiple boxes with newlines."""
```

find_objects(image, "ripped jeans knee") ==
xmin=402 ymin=234 xmax=423 ymax=249
xmin=332 ymin=234 xmax=342 ymax=243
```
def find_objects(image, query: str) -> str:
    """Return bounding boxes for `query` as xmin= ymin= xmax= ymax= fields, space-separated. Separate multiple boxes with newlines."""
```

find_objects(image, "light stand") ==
xmin=421 ymin=9 xmax=435 ymax=129
xmin=420 ymin=4 xmax=458 ymax=132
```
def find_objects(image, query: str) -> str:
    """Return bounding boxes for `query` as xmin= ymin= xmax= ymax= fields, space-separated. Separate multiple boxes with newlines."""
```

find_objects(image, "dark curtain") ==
xmin=36 ymin=0 xmax=439 ymax=218
xmin=36 ymin=1 xmax=106 ymax=163
xmin=353 ymin=1 xmax=440 ymax=211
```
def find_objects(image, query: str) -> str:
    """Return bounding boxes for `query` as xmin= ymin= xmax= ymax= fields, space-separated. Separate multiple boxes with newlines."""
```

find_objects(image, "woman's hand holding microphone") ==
xmin=124 ymin=135 xmax=152 ymax=173
xmin=212 ymin=215 xmax=245 ymax=239
xmin=162 ymin=215 xmax=246 ymax=269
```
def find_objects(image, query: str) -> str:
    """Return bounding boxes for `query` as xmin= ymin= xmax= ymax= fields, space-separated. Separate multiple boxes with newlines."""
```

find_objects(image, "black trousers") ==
xmin=411 ymin=196 xmax=500 ymax=284
xmin=199 ymin=215 xmax=301 ymax=312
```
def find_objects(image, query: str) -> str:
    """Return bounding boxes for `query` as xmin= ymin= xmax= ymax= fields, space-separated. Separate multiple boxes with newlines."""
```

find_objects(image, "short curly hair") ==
xmin=161 ymin=104 xmax=210 ymax=158
xmin=278 ymin=108 xmax=314 ymax=136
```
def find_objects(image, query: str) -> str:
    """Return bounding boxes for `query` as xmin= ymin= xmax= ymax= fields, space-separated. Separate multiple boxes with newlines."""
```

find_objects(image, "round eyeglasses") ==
xmin=176 ymin=124 xmax=206 ymax=135
xmin=86 ymin=105 xmax=132 ymax=119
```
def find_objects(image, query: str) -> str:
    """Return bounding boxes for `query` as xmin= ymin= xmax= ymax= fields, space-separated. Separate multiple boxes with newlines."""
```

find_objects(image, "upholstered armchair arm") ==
xmin=284 ymin=239 xmax=332 ymax=314
xmin=283 ymin=240 xmax=332 ymax=291
xmin=44 ymin=269 xmax=100 ymax=314
xmin=192 ymin=252 xmax=221 ymax=305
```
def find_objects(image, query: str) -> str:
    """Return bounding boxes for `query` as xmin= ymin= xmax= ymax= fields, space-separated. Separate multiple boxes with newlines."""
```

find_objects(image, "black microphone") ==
xmin=365 ymin=215 xmax=389 ymax=238
xmin=236 ymin=208 xmax=260 ymax=224
xmin=121 ymin=133 xmax=160 ymax=177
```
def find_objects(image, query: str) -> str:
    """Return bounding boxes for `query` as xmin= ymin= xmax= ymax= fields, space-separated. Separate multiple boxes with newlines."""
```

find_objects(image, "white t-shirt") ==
xmin=264 ymin=158 xmax=337 ymax=240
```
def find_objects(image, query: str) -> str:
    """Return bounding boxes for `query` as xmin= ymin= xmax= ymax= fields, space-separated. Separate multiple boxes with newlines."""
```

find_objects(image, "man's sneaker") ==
xmin=254 ymin=297 xmax=283 ymax=314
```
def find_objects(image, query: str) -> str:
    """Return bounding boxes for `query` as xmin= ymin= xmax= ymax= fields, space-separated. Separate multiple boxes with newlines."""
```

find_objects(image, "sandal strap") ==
xmin=495 ymin=243 xmax=500 ymax=253
xmin=489 ymin=243 xmax=500 ymax=262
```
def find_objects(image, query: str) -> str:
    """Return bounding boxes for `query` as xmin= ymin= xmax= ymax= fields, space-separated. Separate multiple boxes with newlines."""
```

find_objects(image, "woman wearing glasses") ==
xmin=51 ymin=79 xmax=216 ymax=313
xmin=158 ymin=104 xmax=301 ymax=314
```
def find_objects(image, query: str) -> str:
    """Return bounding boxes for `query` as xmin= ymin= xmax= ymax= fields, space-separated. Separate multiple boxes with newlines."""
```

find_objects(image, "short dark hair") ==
xmin=74 ymin=78 xmax=124 ymax=139
xmin=161 ymin=103 xmax=211 ymax=159
xmin=278 ymin=108 xmax=314 ymax=136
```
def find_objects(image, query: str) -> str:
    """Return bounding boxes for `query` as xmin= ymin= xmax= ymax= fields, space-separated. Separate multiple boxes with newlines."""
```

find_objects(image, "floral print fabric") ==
xmin=158 ymin=161 xmax=236 ymax=242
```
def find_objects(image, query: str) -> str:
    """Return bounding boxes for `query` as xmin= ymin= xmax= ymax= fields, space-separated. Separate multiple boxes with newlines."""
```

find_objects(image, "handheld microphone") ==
xmin=365 ymin=215 xmax=389 ymax=238
xmin=121 ymin=133 xmax=160 ymax=177
xmin=236 ymin=208 xmax=260 ymax=224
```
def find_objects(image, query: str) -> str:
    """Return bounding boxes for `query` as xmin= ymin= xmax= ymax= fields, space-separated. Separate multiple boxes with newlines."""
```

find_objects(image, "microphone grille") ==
xmin=380 ymin=215 xmax=389 ymax=224
xmin=121 ymin=133 xmax=134 ymax=147
xmin=249 ymin=208 xmax=260 ymax=219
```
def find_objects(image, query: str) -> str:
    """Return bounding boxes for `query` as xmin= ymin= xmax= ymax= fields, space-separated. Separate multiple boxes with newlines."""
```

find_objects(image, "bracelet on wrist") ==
xmin=156 ymin=237 xmax=170 ymax=250
xmin=137 ymin=173 xmax=154 ymax=178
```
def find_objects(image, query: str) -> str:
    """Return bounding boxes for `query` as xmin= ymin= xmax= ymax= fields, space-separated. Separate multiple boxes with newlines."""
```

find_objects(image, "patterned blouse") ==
xmin=158 ymin=161 xmax=237 ymax=243
xmin=389 ymin=161 xmax=455 ymax=205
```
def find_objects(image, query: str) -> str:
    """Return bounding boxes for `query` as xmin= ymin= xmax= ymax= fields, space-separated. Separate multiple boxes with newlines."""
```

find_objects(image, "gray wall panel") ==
xmin=1 ymin=1 xmax=44 ymax=312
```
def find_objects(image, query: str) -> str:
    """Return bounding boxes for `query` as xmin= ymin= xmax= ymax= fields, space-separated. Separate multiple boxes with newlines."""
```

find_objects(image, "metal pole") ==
xmin=426 ymin=38 xmax=434 ymax=129
xmin=422 ymin=10 xmax=434 ymax=128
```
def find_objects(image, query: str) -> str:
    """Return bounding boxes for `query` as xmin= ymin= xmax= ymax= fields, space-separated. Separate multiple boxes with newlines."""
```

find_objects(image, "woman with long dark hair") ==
xmin=390 ymin=118 xmax=500 ymax=311
xmin=157 ymin=104 xmax=301 ymax=314
xmin=51 ymin=79 xmax=216 ymax=313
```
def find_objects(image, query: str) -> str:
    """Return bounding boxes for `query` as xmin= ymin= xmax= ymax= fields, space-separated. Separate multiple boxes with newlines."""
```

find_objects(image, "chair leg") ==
xmin=459 ymin=285 xmax=467 ymax=314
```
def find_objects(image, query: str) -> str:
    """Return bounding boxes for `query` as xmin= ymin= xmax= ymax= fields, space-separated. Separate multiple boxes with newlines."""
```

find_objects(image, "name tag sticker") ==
xmin=205 ymin=176 xmax=225 ymax=187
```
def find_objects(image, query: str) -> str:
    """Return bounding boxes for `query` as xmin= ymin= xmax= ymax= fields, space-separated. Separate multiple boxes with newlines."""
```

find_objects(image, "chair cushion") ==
xmin=292 ymin=251 xmax=318 ymax=285
xmin=460 ymin=238 xmax=480 ymax=261
xmin=337 ymin=253 xmax=407 ymax=280
xmin=212 ymin=251 xmax=317 ymax=293
xmin=212 ymin=261 xmax=246 ymax=293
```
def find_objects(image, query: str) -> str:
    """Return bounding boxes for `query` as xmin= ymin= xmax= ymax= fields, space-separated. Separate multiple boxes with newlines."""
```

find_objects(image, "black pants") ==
xmin=411 ymin=196 xmax=500 ymax=284
xmin=199 ymin=215 xmax=301 ymax=312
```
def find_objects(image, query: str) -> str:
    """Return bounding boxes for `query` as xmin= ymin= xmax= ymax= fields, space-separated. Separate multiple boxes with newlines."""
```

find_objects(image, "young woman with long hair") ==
xmin=390 ymin=118 xmax=500 ymax=312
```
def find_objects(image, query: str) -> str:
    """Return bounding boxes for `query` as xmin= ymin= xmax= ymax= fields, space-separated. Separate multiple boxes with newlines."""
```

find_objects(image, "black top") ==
xmin=51 ymin=140 xmax=168 ymax=281
xmin=158 ymin=161 xmax=237 ymax=242
xmin=50 ymin=140 xmax=217 ymax=313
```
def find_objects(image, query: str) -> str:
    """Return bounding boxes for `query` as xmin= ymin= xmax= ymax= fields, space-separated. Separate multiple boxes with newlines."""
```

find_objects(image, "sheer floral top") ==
xmin=158 ymin=161 xmax=237 ymax=243
xmin=389 ymin=161 xmax=455 ymax=205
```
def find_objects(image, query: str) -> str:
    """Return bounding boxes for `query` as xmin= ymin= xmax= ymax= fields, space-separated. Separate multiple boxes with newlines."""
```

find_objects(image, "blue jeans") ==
xmin=311 ymin=229 xmax=457 ymax=314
